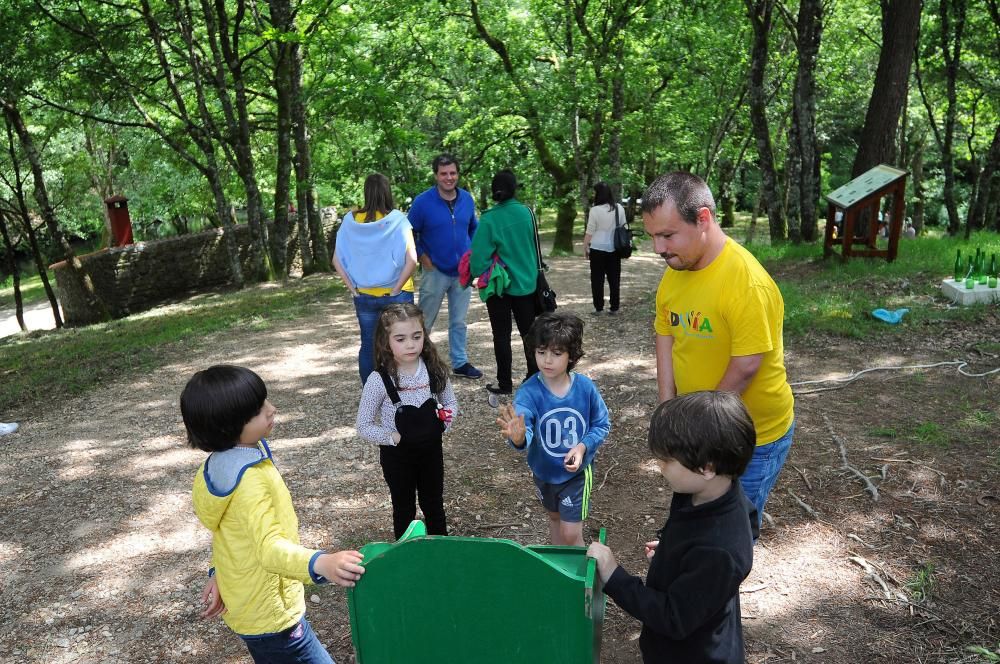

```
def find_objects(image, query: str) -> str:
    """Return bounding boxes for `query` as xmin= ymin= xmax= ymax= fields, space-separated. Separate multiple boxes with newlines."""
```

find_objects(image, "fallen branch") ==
xmin=787 ymin=490 xmax=819 ymax=519
xmin=870 ymin=457 xmax=947 ymax=480
xmin=473 ymin=522 xmax=520 ymax=530
xmin=740 ymin=581 xmax=769 ymax=593
xmin=791 ymin=464 xmax=813 ymax=491
xmin=846 ymin=533 xmax=883 ymax=550
xmin=824 ymin=414 xmax=879 ymax=501
xmin=849 ymin=555 xmax=892 ymax=599
xmin=597 ymin=458 xmax=619 ymax=492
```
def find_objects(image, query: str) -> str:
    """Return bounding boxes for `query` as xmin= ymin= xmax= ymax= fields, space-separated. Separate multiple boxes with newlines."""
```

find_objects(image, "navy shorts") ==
xmin=533 ymin=466 xmax=594 ymax=523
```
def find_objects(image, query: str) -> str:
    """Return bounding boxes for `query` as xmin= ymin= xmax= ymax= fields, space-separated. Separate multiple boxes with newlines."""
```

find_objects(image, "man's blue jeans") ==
xmin=417 ymin=268 xmax=471 ymax=369
xmin=354 ymin=291 xmax=414 ymax=384
xmin=242 ymin=617 xmax=335 ymax=664
xmin=740 ymin=419 xmax=795 ymax=530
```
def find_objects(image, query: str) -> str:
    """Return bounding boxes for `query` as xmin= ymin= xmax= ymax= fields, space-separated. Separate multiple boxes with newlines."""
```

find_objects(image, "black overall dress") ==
xmin=377 ymin=369 xmax=448 ymax=539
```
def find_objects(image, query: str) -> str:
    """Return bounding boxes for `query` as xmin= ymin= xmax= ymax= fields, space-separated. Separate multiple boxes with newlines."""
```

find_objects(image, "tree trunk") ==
xmin=4 ymin=116 xmax=63 ymax=326
xmin=745 ymin=0 xmax=786 ymax=242
xmin=608 ymin=40 xmax=626 ymax=201
xmin=969 ymin=124 xmax=1000 ymax=233
xmin=910 ymin=137 xmax=926 ymax=234
xmin=785 ymin=117 xmax=803 ymax=243
xmin=200 ymin=0 xmax=272 ymax=278
xmin=552 ymin=177 xmax=578 ymax=256
xmin=2 ymin=99 xmax=108 ymax=323
xmin=940 ymin=0 xmax=967 ymax=236
xmin=289 ymin=22 xmax=325 ymax=272
xmin=793 ymin=0 xmax=823 ymax=242
xmin=269 ymin=0 xmax=294 ymax=278
xmin=851 ymin=0 xmax=922 ymax=177
xmin=0 ymin=212 xmax=26 ymax=331
xmin=718 ymin=158 xmax=737 ymax=228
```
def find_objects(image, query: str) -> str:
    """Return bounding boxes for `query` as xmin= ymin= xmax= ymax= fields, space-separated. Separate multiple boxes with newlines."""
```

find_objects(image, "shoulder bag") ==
xmin=530 ymin=207 xmax=557 ymax=314
xmin=613 ymin=204 xmax=634 ymax=259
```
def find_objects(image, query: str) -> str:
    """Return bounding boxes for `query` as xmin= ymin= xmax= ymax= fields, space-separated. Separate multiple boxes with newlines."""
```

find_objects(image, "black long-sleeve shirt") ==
xmin=603 ymin=481 xmax=757 ymax=663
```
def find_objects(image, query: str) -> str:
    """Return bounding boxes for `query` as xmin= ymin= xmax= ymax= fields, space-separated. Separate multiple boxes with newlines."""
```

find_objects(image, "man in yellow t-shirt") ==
xmin=643 ymin=172 xmax=794 ymax=532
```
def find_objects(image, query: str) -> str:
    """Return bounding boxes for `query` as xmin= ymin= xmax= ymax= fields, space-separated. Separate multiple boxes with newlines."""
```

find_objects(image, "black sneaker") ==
xmin=485 ymin=383 xmax=512 ymax=395
xmin=453 ymin=363 xmax=484 ymax=379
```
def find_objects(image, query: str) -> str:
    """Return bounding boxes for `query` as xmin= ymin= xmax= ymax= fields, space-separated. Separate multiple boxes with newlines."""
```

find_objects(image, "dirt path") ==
xmin=1 ymin=250 xmax=998 ymax=663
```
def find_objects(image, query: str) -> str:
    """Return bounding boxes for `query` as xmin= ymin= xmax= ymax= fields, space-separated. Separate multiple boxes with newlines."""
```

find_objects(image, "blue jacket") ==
xmin=408 ymin=187 xmax=478 ymax=277
xmin=512 ymin=372 xmax=610 ymax=484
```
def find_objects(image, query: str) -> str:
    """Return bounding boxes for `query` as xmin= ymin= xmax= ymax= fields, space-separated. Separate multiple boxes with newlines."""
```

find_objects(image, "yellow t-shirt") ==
xmin=353 ymin=211 xmax=415 ymax=296
xmin=653 ymin=237 xmax=794 ymax=445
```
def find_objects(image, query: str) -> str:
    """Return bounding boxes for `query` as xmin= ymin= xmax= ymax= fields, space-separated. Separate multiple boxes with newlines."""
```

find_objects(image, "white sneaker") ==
xmin=0 ymin=422 xmax=19 ymax=436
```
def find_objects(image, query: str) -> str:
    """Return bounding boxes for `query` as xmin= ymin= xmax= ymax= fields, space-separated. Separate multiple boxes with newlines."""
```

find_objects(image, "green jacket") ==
xmin=470 ymin=199 xmax=539 ymax=297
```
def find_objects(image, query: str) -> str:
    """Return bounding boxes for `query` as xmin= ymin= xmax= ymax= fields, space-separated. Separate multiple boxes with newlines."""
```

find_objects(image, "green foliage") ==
xmin=905 ymin=562 xmax=936 ymax=603
xmin=965 ymin=644 xmax=1000 ymax=663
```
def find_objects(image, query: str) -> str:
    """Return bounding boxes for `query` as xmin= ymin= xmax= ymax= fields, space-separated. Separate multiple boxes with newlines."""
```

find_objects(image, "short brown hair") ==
xmin=641 ymin=172 xmax=716 ymax=224
xmin=648 ymin=391 xmax=755 ymax=477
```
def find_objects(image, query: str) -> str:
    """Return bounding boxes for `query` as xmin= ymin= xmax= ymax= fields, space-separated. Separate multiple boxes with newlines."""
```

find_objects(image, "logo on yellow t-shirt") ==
xmin=668 ymin=309 xmax=715 ymax=338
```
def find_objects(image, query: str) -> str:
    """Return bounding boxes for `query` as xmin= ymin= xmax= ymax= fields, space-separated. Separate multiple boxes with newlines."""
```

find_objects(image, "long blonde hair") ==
xmin=373 ymin=303 xmax=448 ymax=394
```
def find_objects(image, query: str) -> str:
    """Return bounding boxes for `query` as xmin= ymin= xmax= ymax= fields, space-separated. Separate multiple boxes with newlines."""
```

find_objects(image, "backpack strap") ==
xmin=377 ymin=369 xmax=402 ymax=405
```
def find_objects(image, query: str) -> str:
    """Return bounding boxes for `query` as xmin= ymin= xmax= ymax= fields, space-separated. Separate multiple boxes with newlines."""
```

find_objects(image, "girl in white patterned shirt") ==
xmin=355 ymin=303 xmax=458 ymax=539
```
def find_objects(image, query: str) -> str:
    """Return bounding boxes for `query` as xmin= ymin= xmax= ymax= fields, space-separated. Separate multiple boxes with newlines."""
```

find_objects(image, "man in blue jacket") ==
xmin=409 ymin=154 xmax=483 ymax=379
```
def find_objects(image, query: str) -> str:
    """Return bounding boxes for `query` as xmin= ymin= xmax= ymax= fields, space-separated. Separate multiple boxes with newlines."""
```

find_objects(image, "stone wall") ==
xmin=53 ymin=220 xmax=335 ymax=325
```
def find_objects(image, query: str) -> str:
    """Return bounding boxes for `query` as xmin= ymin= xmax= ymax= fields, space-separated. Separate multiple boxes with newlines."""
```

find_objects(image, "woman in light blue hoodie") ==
xmin=333 ymin=173 xmax=418 ymax=383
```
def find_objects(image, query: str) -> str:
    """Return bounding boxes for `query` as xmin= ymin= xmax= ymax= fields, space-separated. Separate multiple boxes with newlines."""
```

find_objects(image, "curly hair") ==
xmin=528 ymin=312 xmax=585 ymax=372
xmin=373 ymin=303 xmax=449 ymax=394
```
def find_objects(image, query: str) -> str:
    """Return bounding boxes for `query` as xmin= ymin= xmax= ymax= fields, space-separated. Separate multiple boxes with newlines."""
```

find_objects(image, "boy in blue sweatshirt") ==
xmin=496 ymin=312 xmax=610 ymax=545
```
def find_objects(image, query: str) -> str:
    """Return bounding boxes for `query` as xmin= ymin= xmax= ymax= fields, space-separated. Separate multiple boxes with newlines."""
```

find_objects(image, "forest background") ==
xmin=2 ymin=0 xmax=999 ymax=321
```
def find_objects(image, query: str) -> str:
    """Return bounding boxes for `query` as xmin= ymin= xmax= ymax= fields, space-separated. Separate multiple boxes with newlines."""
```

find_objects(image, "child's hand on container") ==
xmin=587 ymin=542 xmax=618 ymax=582
xmin=316 ymin=550 xmax=366 ymax=587
xmin=563 ymin=443 xmax=586 ymax=472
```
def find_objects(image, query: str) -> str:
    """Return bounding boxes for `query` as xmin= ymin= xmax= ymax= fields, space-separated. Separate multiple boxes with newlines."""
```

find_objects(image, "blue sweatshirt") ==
xmin=512 ymin=372 xmax=610 ymax=484
xmin=407 ymin=186 xmax=478 ymax=277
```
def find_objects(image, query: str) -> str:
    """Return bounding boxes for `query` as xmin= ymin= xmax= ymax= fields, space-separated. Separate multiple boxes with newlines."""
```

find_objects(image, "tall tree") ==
xmin=782 ymin=0 xmax=823 ymax=243
xmin=745 ymin=0 xmax=786 ymax=242
xmin=914 ymin=0 xmax=966 ymax=235
xmin=851 ymin=0 xmax=922 ymax=177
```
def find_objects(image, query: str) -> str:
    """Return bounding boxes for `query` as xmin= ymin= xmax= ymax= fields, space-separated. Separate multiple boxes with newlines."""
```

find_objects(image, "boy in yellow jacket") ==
xmin=182 ymin=365 xmax=365 ymax=663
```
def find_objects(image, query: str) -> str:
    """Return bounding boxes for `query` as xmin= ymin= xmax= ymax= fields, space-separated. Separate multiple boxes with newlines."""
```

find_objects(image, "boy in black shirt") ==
xmin=588 ymin=391 xmax=758 ymax=663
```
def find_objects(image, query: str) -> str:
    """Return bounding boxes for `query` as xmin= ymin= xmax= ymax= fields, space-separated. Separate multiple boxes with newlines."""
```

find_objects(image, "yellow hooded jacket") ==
xmin=192 ymin=440 xmax=324 ymax=636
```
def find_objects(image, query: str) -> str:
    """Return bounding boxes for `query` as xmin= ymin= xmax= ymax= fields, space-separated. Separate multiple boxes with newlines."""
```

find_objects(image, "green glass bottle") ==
xmin=954 ymin=249 xmax=962 ymax=281
xmin=967 ymin=255 xmax=976 ymax=280
xmin=991 ymin=253 xmax=997 ymax=277
xmin=979 ymin=252 xmax=988 ymax=284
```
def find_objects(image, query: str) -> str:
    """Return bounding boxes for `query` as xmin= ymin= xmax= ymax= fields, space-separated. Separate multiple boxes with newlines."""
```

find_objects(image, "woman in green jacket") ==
xmin=470 ymin=170 xmax=540 ymax=395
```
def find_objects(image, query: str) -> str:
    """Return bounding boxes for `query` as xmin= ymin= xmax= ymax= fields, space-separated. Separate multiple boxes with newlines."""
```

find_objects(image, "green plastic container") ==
xmin=348 ymin=521 xmax=607 ymax=663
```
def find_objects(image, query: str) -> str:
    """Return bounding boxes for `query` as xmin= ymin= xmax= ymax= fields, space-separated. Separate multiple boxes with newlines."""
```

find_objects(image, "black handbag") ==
xmin=613 ymin=204 xmax=633 ymax=259
xmin=530 ymin=208 xmax=557 ymax=313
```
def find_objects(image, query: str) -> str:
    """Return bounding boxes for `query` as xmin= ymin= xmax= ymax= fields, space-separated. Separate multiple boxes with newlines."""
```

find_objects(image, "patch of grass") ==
xmin=905 ymin=562 xmax=936 ymax=603
xmin=962 ymin=410 xmax=997 ymax=428
xmin=912 ymin=422 xmax=948 ymax=447
xmin=753 ymin=230 xmax=1000 ymax=340
xmin=869 ymin=426 xmax=898 ymax=438
xmin=0 ymin=272 xmax=56 ymax=308
xmin=0 ymin=276 xmax=343 ymax=414
xmin=965 ymin=644 xmax=1000 ymax=662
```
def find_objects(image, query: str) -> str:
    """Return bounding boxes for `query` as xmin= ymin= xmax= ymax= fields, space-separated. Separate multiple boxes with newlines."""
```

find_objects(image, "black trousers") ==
xmin=379 ymin=439 xmax=447 ymax=539
xmin=485 ymin=293 xmax=539 ymax=391
xmin=589 ymin=249 xmax=621 ymax=312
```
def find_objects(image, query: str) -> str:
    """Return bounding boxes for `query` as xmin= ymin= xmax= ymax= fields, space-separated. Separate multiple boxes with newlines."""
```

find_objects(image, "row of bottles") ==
xmin=953 ymin=248 xmax=998 ymax=287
